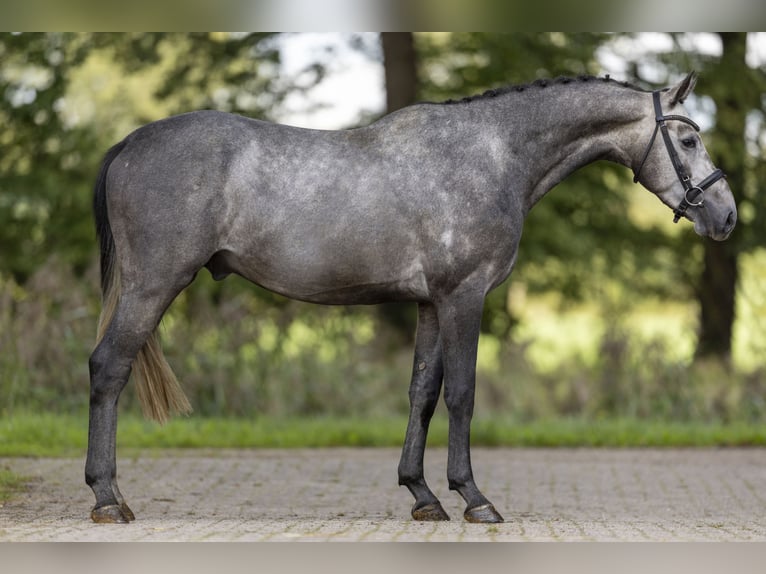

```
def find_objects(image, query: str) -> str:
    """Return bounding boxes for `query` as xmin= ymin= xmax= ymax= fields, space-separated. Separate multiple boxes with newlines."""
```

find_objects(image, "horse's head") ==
xmin=632 ymin=72 xmax=736 ymax=241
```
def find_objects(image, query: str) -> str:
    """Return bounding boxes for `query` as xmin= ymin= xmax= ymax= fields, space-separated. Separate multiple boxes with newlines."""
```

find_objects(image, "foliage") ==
xmin=4 ymin=257 xmax=766 ymax=424
xmin=159 ymin=274 xmax=413 ymax=418
xmin=1 ymin=33 xmax=765 ymax=436
xmin=619 ymin=33 xmax=766 ymax=358
xmin=0 ymin=32 xmax=282 ymax=283
xmin=0 ymin=33 xmax=98 ymax=281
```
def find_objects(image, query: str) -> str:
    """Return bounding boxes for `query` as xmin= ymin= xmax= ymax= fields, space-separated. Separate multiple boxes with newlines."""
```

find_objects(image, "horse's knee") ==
xmin=409 ymin=384 xmax=439 ymax=412
xmin=443 ymin=385 xmax=475 ymax=417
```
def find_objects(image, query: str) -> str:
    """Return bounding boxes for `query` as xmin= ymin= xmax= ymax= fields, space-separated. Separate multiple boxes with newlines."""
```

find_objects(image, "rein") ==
xmin=632 ymin=90 xmax=725 ymax=223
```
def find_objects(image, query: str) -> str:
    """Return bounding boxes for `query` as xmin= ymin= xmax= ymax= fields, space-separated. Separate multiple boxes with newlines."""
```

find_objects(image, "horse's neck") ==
xmin=494 ymin=84 xmax=647 ymax=212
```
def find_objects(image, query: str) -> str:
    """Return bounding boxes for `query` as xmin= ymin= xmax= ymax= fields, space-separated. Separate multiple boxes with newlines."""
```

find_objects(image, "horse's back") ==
xmin=104 ymin=108 xmax=520 ymax=304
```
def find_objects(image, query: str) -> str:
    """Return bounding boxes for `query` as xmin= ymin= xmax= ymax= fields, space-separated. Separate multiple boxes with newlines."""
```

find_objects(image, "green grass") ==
xmin=2 ymin=412 xmax=766 ymax=457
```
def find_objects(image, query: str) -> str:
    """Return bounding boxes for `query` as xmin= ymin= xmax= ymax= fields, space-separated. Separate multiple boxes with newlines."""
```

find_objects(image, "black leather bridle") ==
xmin=633 ymin=90 xmax=726 ymax=223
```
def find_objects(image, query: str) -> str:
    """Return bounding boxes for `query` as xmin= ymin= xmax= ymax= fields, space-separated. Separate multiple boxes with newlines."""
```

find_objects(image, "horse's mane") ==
xmin=434 ymin=75 xmax=646 ymax=105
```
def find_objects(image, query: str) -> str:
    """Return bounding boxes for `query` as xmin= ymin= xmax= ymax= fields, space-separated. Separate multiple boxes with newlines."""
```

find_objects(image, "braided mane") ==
xmin=437 ymin=75 xmax=645 ymax=105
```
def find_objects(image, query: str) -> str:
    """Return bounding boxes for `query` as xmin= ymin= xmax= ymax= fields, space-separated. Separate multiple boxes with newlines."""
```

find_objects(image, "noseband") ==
xmin=633 ymin=90 xmax=725 ymax=223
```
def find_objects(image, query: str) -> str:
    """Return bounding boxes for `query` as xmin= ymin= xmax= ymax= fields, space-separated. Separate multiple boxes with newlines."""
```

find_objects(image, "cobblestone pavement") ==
xmin=3 ymin=447 xmax=766 ymax=541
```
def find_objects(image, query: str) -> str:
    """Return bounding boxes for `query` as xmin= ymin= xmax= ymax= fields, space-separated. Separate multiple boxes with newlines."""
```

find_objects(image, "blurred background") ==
xmin=1 ymin=32 xmax=765 ymax=426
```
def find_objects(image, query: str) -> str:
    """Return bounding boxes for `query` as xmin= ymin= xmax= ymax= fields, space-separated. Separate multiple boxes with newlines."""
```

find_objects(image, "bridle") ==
xmin=632 ymin=90 xmax=725 ymax=223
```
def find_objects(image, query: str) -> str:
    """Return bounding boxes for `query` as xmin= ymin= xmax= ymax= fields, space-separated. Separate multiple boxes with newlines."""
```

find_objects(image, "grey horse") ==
xmin=86 ymin=72 xmax=736 ymax=524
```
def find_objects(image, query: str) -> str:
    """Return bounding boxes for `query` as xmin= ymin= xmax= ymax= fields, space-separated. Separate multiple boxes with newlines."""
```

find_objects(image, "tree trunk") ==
xmin=697 ymin=241 xmax=738 ymax=359
xmin=379 ymin=33 xmax=419 ymax=338
xmin=381 ymin=33 xmax=417 ymax=113
xmin=695 ymin=33 xmax=747 ymax=360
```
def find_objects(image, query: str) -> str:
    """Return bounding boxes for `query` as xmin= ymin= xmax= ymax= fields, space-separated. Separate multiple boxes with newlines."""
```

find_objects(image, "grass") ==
xmin=0 ymin=467 xmax=29 ymax=502
xmin=2 ymin=412 xmax=766 ymax=457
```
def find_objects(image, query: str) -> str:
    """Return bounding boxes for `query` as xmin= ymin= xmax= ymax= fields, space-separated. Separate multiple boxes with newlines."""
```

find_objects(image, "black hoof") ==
xmin=412 ymin=501 xmax=451 ymax=521
xmin=90 ymin=504 xmax=132 ymax=524
xmin=464 ymin=503 xmax=504 ymax=523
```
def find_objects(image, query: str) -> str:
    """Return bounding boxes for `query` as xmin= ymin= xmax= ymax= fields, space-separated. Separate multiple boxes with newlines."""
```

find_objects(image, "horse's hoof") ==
xmin=464 ymin=503 xmax=504 ymax=523
xmin=120 ymin=502 xmax=136 ymax=522
xmin=90 ymin=504 xmax=131 ymax=524
xmin=412 ymin=501 xmax=451 ymax=521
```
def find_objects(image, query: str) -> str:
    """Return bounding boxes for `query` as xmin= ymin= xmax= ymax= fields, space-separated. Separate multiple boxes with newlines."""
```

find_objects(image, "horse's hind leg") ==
xmin=398 ymin=303 xmax=450 ymax=521
xmin=85 ymin=273 xmax=193 ymax=523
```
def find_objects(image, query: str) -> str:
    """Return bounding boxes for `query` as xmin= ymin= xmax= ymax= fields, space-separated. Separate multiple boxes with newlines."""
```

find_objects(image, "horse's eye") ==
xmin=681 ymin=137 xmax=697 ymax=149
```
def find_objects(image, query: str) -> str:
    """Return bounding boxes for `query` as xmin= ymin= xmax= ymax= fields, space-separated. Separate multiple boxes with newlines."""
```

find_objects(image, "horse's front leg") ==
xmin=398 ymin=302 xmax=450 ymax=521
xmin=437 ymin=289 xmax=504 ymax=523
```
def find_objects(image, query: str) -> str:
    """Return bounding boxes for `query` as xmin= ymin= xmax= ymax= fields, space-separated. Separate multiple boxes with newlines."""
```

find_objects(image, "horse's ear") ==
xmin=667 ymin=71 xmax=698 ymax=106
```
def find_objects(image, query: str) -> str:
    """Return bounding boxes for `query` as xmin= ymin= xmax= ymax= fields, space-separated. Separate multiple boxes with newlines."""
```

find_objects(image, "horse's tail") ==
xmin=93 ymin=140 xmax=192 ymax=425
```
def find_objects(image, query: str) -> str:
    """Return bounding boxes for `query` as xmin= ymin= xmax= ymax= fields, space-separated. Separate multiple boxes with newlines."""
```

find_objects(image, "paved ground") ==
xmin=2 ymin=447 xmax=766 ymax=541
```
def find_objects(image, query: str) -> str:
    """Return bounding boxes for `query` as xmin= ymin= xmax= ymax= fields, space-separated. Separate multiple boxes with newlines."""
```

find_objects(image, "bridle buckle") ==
xmin=685 ymin=186 xmax=705 ymax=207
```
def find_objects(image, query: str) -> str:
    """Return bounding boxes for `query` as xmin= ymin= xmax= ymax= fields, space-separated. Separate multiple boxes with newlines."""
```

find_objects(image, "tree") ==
xmin=0 ymin=33 xmax=282 ymax=283
xmin=0 ymin=33 xmax=97 ymax=281
xmin=378 ymin=33 xmax=419 ymax=336
xmin=623 ymin=33 xmax=766 ymax=361
xmin=381 ymin=33 xmax=417 ymax=113
xmin=694 ymin=33 xmax=759 ymax=360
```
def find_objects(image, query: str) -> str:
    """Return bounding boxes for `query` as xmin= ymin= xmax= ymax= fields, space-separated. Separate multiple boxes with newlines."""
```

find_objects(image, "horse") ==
xmin=86 ymin=71 xmax=736 ymax=524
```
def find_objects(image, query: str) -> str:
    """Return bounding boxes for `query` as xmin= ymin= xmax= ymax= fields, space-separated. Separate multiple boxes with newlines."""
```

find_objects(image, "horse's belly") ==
xmin=246 ymin=271 xmax=430 ymax=305
xmin=206 ymin=249 xmax=430 ymax=305
xmin=281 ymin=280 xmax=427 ymax=305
